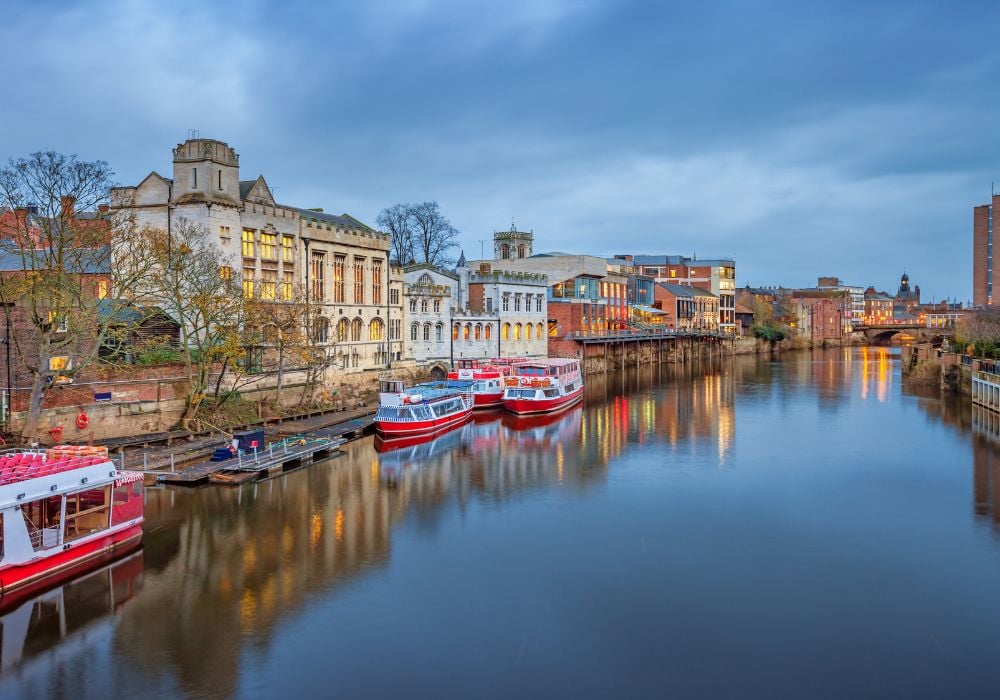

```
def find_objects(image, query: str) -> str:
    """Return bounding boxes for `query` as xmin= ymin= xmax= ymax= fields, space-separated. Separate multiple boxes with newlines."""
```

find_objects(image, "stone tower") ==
xmin=493 ymin=222 xmax=533 ymax=260
xmin=171 ymin=138 xmax=241 ymax=207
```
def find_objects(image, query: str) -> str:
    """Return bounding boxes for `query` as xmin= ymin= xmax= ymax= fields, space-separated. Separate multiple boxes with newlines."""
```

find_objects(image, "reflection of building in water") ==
xmin=859 ymin=347 xmax=893 ymax=403
xmin=0 ymin=551 xmax=144 ymax=678
xmin=114 ymin=442 xmax=400 ymax=698
xmin=973 ymin=407 xmax=1000 ymax=529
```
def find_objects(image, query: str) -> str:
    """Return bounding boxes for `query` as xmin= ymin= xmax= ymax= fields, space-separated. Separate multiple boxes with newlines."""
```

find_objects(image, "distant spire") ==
xmin=457 ymin=249 xmax=467 ymax=267
xmin=511 ymin=217 xmax=516 ymax=232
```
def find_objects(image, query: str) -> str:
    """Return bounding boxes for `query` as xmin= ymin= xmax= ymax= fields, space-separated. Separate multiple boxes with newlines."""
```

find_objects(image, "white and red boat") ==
xmin=375 ymin=379 xmax=474 ymax=438
xmin=502 ymin=358 xmax=585 ymax=415
xmin=0 ymin=447 xmax=144 ymax=603
xmin=448 ymin=359 xmax=513 ymax=408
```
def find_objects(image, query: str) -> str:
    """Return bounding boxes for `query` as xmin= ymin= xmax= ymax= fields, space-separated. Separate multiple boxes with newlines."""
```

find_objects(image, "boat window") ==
xmin=543 ymin=388 xmax=559 ymax=398
xmin=111 ymin=482 xmax=143 ymax=526
xmin=64 ymin=487 xmax=111 ymax=543
xmin=565 ymin=383 xmax=575 ymax=392
xmin=21 ymin=496 xmax=63 ymax=551
xmin=507 ymin=389 xmax=537 ymax=399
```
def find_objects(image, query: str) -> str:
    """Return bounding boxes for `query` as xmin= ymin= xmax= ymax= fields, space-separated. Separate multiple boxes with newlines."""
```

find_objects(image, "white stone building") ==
xmin=402 ymin=254 xmax=548 ymax=363
xmin=111 ymin=137 xmax=404 ymax=376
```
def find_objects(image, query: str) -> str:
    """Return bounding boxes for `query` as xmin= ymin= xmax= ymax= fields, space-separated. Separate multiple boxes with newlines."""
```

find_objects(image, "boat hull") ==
xmin=375 ymin=406 xmax=474 ymax=436
xmin=0 ymin=522 xmax=143 ymax=607
xmin=472 ymin=391 xmax=504 ymax=408
xmin=502 ymin=386 xmax=584 ymax=415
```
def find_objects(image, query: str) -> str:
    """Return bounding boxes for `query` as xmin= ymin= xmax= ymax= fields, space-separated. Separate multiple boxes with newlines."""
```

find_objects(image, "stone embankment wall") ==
xmin=902 ymin=345 xmax=972 ymax=395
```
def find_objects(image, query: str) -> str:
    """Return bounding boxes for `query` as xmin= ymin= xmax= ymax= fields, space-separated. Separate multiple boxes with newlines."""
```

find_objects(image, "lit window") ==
xmin=242 ymin=229 xmax=255 ymax=257
xmin=260 ymin=233 xmax=277 ymax=260
xmin=282 ymin=236 xmax=294 ymax=262
xmin=97 ymin=279 xmax=109 ymax=299
xmin=282 ymin=271 xmax=293 ymax=300
xmin=219 ymin=266 xmax=232 ymax=281
xmin=261 ymin=270 xmax=276 ymax=300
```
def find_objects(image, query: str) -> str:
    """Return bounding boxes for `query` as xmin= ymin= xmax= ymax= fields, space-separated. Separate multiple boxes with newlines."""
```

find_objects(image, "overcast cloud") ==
xmin=2 ymin=0 xmax=996 ymax=301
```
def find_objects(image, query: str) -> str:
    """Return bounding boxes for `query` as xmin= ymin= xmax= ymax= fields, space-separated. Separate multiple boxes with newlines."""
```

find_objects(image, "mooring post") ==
xmin=170 ymin=453 xmax=176 ymax=472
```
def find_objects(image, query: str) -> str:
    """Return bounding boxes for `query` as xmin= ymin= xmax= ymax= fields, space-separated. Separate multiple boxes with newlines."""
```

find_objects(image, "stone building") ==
xmin=293 ymin=208 xmax=404 ymax=372
xmin=112 ymin=136 xmax=403 ymax=376
xmin=402 ymin=253 xmax=548 ymax=362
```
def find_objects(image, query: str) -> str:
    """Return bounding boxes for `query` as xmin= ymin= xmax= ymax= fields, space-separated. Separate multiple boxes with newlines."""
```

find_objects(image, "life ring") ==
xmin=519 ymin=377 xmax=530 ymax=386
xmin=76 ymin=410 xmax=89 ymax=430
xmin=49 ymin=425 xmax=63 ymax=442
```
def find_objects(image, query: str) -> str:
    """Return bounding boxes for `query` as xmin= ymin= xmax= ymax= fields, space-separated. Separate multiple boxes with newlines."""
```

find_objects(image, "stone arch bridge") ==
xmin=859 ymin=324 xmax=952 ymax=346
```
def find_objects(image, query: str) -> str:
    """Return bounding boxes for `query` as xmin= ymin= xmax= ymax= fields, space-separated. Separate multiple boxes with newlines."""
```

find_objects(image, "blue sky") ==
xmin=2 ymin=0 xmax=995 ymax=301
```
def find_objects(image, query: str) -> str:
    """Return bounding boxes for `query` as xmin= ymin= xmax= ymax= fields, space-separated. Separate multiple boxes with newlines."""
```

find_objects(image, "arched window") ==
xmin=514 ymin=323 xmax=522 ymax=340
xmin=474 ymin=324 xmax=482 ymax=340
xmin=453 ymin=323 xmax=459 ymax=341
xmin=502 ymin=323 xmax=510 ymax=340
xmin=369 ymin=318 xmax=384 ymax=341
xmin=518 ymin=243 xmax=525 ymax=258
xmin=421 ymin=299 xmax=428 ymax=313
xmin=314 ymin=317 xmax=330 ymax=344
xmin=501 ymin=243 xmax=509 ymax=259
xmin=411 ymin=323 xmax=419 ymax=341
xmin=418 ymin=273 xmax=433 ymax=286
xmin=536 ymin=322 xmax=544 ymax=339
xmin=337 ymin=318 xmax=349 ymax=342
xmin=463 ymin=323 xmax=470 ymax=340
xmin=435 ymin=323 xmax=443 ymax=342
xmin=351 ymin=318 xmax=363 ymax=341
xmin=423 ymin=323 xmax=431 ymax=341
xmin=485 ymin=324 xmax=492 ymax=340
xmin=525 ymin=323 xmax=533 ymax=340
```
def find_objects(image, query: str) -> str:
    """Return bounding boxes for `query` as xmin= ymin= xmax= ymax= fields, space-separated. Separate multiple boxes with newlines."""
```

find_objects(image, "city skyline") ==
xmin=2 ymin=0 xmax=995 ymax=301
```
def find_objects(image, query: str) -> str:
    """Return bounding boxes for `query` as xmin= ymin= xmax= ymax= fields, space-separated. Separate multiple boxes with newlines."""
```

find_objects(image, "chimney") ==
xmin=98 ymin=204 xmax=109 ymax=214
xmin=60 ymin=195 xmax=76 ymax=217
xmin=13 ymin=207 xmax=28 ymax=228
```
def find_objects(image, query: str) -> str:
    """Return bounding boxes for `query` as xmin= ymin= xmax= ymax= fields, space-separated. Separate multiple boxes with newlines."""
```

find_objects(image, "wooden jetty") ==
xmin=159 ymin=436 xmax=344 ymax=486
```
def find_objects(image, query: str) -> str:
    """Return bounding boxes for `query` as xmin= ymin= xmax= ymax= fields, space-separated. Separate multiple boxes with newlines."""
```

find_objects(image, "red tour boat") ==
xmin=0 ymin=446 xmax=144 ymax=603
xmin=448 ymin=359 xmax=513 ymax=408
xmin=375 ymin=379 xmax=474 ymax=437
xmin=502 ymin=358 xmax=585 ymax=415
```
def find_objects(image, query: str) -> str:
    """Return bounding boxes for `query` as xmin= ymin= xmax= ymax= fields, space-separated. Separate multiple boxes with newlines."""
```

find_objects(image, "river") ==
xmin=2 ymin=348 xmax=1000 ymax=699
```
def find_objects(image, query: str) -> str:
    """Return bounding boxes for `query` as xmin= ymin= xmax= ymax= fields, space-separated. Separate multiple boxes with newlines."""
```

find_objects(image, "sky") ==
xmin=2 ymin=0 xmax=997 ymax=302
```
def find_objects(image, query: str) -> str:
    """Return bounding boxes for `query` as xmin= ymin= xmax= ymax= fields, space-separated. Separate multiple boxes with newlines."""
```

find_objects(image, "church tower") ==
xmin=493 ymin=222 xmax=533 ymax=260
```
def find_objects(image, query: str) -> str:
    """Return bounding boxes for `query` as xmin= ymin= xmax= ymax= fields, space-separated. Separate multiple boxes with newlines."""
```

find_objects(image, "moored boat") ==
xmin=0 ymin=446 xmax=144 ymax=603
xmin=448 ymin=359 xmax=512 ymax=408
xmin=502 ymin=358 xmax=584 ymax=415
xmin=375 ymin=379 xmax=474 ymax=437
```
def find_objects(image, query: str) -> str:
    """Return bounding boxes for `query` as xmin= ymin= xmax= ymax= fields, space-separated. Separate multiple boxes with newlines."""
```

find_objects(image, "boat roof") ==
xmin=406 ymin=384 xmax=470 ymax=402
xmin=515 ymin=358 xmax=578 ymax=367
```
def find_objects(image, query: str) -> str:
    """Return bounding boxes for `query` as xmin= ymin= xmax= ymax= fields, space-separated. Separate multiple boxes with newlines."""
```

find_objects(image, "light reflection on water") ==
xmin=2 ymin=349 xmax=1000 ymax=699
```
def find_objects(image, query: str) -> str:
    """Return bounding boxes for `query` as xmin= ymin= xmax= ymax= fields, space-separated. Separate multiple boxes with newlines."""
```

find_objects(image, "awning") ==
xmin=632 ymin=305 xmax=669 ymax=315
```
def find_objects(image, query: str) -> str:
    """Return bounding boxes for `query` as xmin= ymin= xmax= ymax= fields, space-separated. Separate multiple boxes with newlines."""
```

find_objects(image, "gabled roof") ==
xmin=240 ymin=176 xmax=275 ymax=205
xmin=656 ymin=283 xmax=696 ymax=297
xmin=403 ymin=263 xmax=458 ymax=281
xmin=135 ymin=171 xmax=173 ymax=190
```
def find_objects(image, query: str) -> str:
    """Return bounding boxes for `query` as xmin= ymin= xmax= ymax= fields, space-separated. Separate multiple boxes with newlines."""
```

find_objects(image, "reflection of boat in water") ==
xmin=375 ymin=421 xmax=471 ymax=476
xmin=0 ymin=549 xmax=143 ymax=673
xmin=502 ymin=405 xmax=584 ymax=447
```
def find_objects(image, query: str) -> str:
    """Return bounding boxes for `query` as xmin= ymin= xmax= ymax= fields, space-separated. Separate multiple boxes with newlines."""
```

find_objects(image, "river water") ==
xmin=2 ymin=348 xmax=1000 ymax=699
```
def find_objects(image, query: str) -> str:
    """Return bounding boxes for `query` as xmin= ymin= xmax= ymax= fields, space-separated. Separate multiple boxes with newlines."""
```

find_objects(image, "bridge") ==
xmin=858 ymin=323 xmax=952 ymax=345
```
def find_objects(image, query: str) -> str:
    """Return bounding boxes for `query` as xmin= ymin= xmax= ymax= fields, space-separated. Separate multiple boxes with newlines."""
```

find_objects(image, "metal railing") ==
xmin=563 ymin=328 xmax=726 ymax=340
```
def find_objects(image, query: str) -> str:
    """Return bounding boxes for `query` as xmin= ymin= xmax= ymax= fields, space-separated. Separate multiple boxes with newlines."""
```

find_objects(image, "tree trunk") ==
xmin=20 ymin=337 xmax=52 ymax=442
xmin=275 ymin=346 xmax=284 ymax=409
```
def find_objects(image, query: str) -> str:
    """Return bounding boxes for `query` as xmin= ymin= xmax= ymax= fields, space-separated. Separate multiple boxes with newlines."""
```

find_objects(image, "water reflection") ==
xmin=6 ymin=349 xmax=1000 ymax=699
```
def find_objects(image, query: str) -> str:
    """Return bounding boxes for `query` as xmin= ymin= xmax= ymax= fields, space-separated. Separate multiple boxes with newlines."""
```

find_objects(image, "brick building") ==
xmin=974 ymin=196 xmax=997 ymax=307
xmin=612 ymin=254 xmax=736 ymax=334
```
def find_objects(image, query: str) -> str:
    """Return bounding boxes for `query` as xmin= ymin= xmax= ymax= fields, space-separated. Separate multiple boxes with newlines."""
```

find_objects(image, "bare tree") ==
xmin=410 ymin=201 xmax=459 ymax=268
xmin=0 ymin=152 xmax=153 ymax=441
xmin=141 ymin=219 xmax=245 ymax=429
xmin=377 ymin=203 xmax=416 ymax=265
